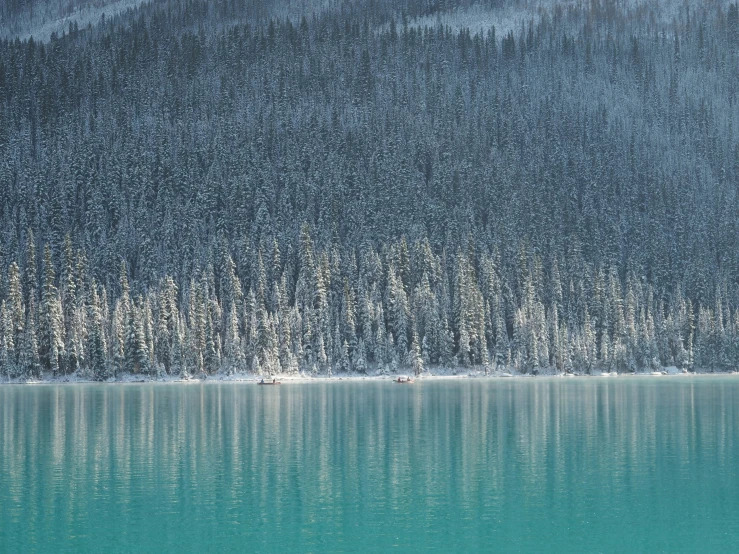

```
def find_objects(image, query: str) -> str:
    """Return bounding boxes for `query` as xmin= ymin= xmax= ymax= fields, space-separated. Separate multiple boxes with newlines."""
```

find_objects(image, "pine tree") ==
xmin=387 ymin=266 xmax=409 ymax=356
xmin=550 ymin=303 xmax=562 ymax=372
xmin=203 ymin=306 xmax=220 ymax=375
xmin=223 ymin=304 xmax=244 ymax=374
xmin=340 ymin=339 xmax=351 ymax=374
xmin=112 ymin=301 xmax=126 ymax=378
xmin=0 ymin=302 xmax=12 ymax=377
xmin=156 ymin=276 xmax=178 ymax=374
xmin=409 ymin=329 xmax=424 ymax=376
xmin=24 ymin=229 xmax=37 ymax=308
xmin=61 ymin=234 xmax=78 ymax=374
xmin=7 ymin=262 xmax=24 ymax=370
xmin=87 ymin=283 xmax=108 ymax=380
xmin=354 ymin=338 xmax=368 ymax=374
xmin=39 ymin=246 xmax=64 ymax=377
xmin=22 ymin=297 xmax=41 ymax=379
xmin=125 ymin=301 xmax=149 ymax=375
xmin=583 ymin=307 xmax=596 ymax=374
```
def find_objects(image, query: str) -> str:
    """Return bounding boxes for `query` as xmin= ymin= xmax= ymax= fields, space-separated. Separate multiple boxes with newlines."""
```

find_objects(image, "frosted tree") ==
xmin=156 ymin=276 xmax=179 ymax=374
xmin=0 ymin=302 xmax=12 ymax=377
xmin=61 ymin=235 xmax=78 ymax=374
xmin=125 ymin=302 xmax=150 ymax=375
xmin=39 ymin=246 xmax=64 ymax=377
xmin=22 ymin=297 xmax=41 ymax=379
xmin=386 ymin=266 xmax=409 ymax=357
xmin=1 ymin=0 xmax=739 ymax=379
xmin=223 ymin=304 xmax=244 ymax=374
xmin=409 ymin=329 xmax=424 ymax=377
xmin=87 ymin=283 xmax=108 ymax=380
xmin=6 ymin=263 xmax=24 ymax=372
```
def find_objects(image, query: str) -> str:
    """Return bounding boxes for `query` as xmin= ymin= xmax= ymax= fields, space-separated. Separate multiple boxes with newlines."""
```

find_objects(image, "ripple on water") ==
xmin=1 ymin=378 xmax=739 ymax=552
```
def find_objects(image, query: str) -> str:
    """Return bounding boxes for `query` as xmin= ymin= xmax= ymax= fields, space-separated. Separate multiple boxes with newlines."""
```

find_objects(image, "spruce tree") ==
xmin=7 ymin=263 xmax=24 ymax=370
xmin=39 ymin=246 xmax=64 ymax=377
xmin=409 ymin=329 xmax=424 ymax=377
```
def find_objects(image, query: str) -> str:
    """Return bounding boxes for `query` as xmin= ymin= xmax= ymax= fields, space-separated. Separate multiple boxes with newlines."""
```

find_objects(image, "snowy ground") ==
xmin=4 ymin=365 xmax=737 ymax=385
xmin=374 ymin=0 xmax=736 ymax=45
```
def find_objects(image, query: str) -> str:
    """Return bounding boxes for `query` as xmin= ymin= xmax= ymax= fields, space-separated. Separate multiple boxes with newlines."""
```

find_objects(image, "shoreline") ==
xmin=3 ymin=368 xmax=739 ymax=385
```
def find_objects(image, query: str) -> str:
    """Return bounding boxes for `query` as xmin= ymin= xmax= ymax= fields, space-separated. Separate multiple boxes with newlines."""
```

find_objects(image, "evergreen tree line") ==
xmin=1 ymin=0 xmax=739 ymax=377
xmin=2 ymin=227 xmax=738 ymax=380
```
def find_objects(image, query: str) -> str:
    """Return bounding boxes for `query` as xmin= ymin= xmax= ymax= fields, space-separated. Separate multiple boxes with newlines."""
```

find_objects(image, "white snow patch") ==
xmin=3 ymin=364 xmax=738 ymax=385
xmin=382 ymin=0 xmax=735 ymax=40
xmin=399 ymin=3 xmax=541 ymax=38
xmin=1 ymin=0 xmax=150 ymax=42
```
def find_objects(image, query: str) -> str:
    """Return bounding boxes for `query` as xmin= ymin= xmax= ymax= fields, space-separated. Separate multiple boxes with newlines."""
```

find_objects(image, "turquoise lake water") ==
xmin=1 ymin=377 xmax=738 ymax=552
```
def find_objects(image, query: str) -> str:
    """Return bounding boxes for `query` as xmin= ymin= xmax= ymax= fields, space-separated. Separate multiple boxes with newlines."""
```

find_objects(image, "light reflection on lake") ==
xmin=1 ymin=378 xmax=737 ymax=552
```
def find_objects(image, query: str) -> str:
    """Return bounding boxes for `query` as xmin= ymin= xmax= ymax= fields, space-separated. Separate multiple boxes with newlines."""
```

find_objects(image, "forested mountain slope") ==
xmin=1 ymin=0 xmax=739 ymax=379
xmin=0 ymin=0 xmax=152 ymax=41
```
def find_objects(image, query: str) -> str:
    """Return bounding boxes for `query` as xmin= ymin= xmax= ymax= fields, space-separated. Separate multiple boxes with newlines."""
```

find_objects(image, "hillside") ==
xmin=1 ymin=0 xmax=739 ymax=379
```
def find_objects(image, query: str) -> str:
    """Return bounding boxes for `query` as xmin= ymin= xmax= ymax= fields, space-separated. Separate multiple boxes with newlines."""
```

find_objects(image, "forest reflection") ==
xmin=0 ymin=379 xmax=736 ymax=551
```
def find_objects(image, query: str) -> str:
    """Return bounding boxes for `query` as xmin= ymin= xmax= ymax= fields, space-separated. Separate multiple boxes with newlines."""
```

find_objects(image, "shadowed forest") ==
xmin=1 ymin=0 xmax=739 ymax=379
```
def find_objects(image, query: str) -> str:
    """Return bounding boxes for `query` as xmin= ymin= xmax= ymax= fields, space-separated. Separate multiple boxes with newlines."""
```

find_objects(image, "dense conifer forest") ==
xmin=1 ymin=0 xmax=739 ymax=380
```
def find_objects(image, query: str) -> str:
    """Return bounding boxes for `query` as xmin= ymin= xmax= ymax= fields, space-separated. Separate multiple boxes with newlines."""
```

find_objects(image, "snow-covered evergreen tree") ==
xmin=39 ymin=246 xmax=64 ymax=377
xmin=0 ymin=0 xmax=738 ymax=379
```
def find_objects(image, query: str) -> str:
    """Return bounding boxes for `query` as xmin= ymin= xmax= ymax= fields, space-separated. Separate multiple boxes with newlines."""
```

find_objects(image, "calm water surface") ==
xmin=1 ymin=378 xmax=738 ymax=552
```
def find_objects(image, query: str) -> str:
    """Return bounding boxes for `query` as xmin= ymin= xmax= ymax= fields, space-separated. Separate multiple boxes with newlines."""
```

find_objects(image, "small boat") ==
xmin=257 ymin=379 xmax=281 ymax=385
xmin=394 ymin=377 xmax=414 ymax=384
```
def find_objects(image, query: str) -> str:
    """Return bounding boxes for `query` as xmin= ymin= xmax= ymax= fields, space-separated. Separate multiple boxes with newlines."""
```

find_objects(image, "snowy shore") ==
xmin=3 ymin=366 xmax=738 ymax=385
